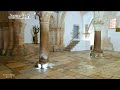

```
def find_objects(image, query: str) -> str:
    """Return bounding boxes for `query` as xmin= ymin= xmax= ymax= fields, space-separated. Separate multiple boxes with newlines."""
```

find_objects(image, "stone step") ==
xmin=64 ymin=40 xmax=80 ymax=51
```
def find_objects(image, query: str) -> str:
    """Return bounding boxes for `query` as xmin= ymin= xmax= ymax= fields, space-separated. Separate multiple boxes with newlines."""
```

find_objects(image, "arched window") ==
xmin=109 ymin=18 xmax=116 ymax=29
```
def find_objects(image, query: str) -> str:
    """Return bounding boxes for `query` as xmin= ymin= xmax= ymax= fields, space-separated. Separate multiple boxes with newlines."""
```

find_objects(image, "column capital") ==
xmin=93 ymin=20 xmax=104 ymax=30
xmin=93 ymin=20 xmax=104 ymax=25
xmin=40 ymin=17 xmax=50 ymax=23
xmin=40 ymin=21 xmax=49 ymax=24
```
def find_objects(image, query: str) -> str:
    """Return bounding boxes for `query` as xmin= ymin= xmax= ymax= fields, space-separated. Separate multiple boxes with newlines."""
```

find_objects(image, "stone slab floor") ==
xmin=0 ymin=50 xmax=120 ymax=79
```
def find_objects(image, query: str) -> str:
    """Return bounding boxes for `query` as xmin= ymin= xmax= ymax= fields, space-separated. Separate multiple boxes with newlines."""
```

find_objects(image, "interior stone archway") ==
xmin=60 ymin=11 xmax=84 ymax=51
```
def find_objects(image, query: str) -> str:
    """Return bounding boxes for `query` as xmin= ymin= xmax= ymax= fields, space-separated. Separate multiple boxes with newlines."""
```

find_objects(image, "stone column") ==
xmin=57 ymin=28 xmax=60 ymax=45
xmin=59 ymin=27 xmax=64 ymax=51
xmin=12 ymin=21 xmax=21 ymax=55
xmin=55 ymin=28 xmax=57 ymax=45
xmin=51 ymin=28 xmax=55 ymax=52
xmin=0 ymin=22 xmax=10 ymax=56
xmin=12 ymin=19 xmax=25 ymax=56
xmin=92 ymin=31 xmax=103 ymax=53
xmin=53 ymin=28 xmax=57 ymax=52
xmin=7 ymin=21 xmax=14 ymax=56
xmin=52 ymin=28 xmax=55 ymax=45
xmin=39 ymin=19 xmax=49 ymax=65
xmin=2 ymin=26 xmax=9 ymax=55
xmin=53 ymin=27 xmax=60 ymax=52
xmin=0 ymin=11 xmax=26 ymax=56
xmin=0 ymin=12 xmax=11 ymax=56
xmin=0 ymin=24 xmax=3 ymax=55
xmin=49 ymin=27 xmax=56 ymax=52
xmin=53 ymin=27 xmax=63 ymax=52
xmin=90 ymin=21 xmax=103 ymax=57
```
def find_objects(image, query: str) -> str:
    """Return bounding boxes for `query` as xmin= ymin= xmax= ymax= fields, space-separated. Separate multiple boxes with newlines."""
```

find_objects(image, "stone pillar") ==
xmin=53 ymin=27 xmax=64 ymax=52
xmin=0 ymin=11 xmax=26 ymax=56
xmin=59 ymin=27 xmax=64 ymax=51
xmin=39 ymin=20 xmax=49 ymax=65
xmin=53 ymin=27 xmax=60 ymax=52
xmin=0 ymin=22 xmax=10 ymax=56
xmin=2 ymin=26 xmax=9 ymax=55
xmin=12 ymin=19 xmax=25 ymax=56
xmin=57 ymin=28 xmax=60 ymax=45
xmin=55 ymin=28 xmax=58 ymax=45
xmin=34 ymin=11 xmax=51 ymax=68
xmin=90 ymin=20 xmax=104 ymax=57
xmin=92 ymin=31 xmax=103 ymax=52
xmin=52 ymin=29 xmax=55 ymax=45
xmin=49 ymin=27 xmax=56 ymax=52
xmin=12 ymin=21 xmax=20 ymax=55
xmin=0 ymin=25 xmax=3 ymax=55
xmin=0 ymin=11 xmax=12 ymax=56
xmin=7 ymin=21 xmax=14 ymax=56
xmin=59 ymin=28 xmax=62 ymax=45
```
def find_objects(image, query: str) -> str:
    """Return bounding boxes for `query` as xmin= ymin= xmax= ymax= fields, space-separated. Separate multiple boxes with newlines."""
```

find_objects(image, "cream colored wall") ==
xmin=24 ymin=11 xmax=40 ymax=43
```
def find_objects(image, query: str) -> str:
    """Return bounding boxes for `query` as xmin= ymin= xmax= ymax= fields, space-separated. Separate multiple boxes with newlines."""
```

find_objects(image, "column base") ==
xmin=53 ymin=45 xmax=64 ymax=52
xmin=35 ymin=61 xmax=54 ymax=69
xmin=35 ymin=59 xmax=49 ymax=68
xmin=60 ymin=44 xmax=65 ymax=52
xmin=53 ymin=45 xmax=61 ymax=52
xmin=38 ymin=63 xmax=49 ymax=69
xmin=12 ymin=45 xmax=25 ymax=56
xmin=0 ymin=49 xmax=14 ymax=56
xmin=0 ymin=49 xmax=2 ymax=55
xmin=49 ymin=45 xmax=54 ymax=52
xmin=0 ymin=49 xmax=7 ymax=56
xmin=6 ymin=49 xmax=14 ymax=56
xmin=90 ymin=50 xmax=103 ymax=57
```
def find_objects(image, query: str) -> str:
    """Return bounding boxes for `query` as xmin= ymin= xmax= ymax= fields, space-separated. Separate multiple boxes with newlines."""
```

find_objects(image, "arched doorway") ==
xmin=60 ymin=11 xmax=95 ymax=51
xmin=60 ymin=11 xmax=83 ymax=51
xmin=23 ymin=11 xmax=40 ymax=55
xmin=83 ymin=12 xmax=94 ymax=50
xmin=24 ymin=11 xmax=40 ymax=44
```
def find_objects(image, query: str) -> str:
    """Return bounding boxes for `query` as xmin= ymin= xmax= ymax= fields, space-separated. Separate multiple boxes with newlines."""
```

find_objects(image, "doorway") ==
xmin=73 ymin=25 xmax=79 ymax=39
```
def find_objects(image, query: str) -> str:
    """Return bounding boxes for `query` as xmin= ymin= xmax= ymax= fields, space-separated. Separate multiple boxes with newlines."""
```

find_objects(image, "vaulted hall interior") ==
xmin=0 ymin=11 xmax=120 ymax=79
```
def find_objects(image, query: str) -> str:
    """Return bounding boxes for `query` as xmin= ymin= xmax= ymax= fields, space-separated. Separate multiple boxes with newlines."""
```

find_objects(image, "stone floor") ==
xmin=0 ymin=50 xmax=120 ymax=79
